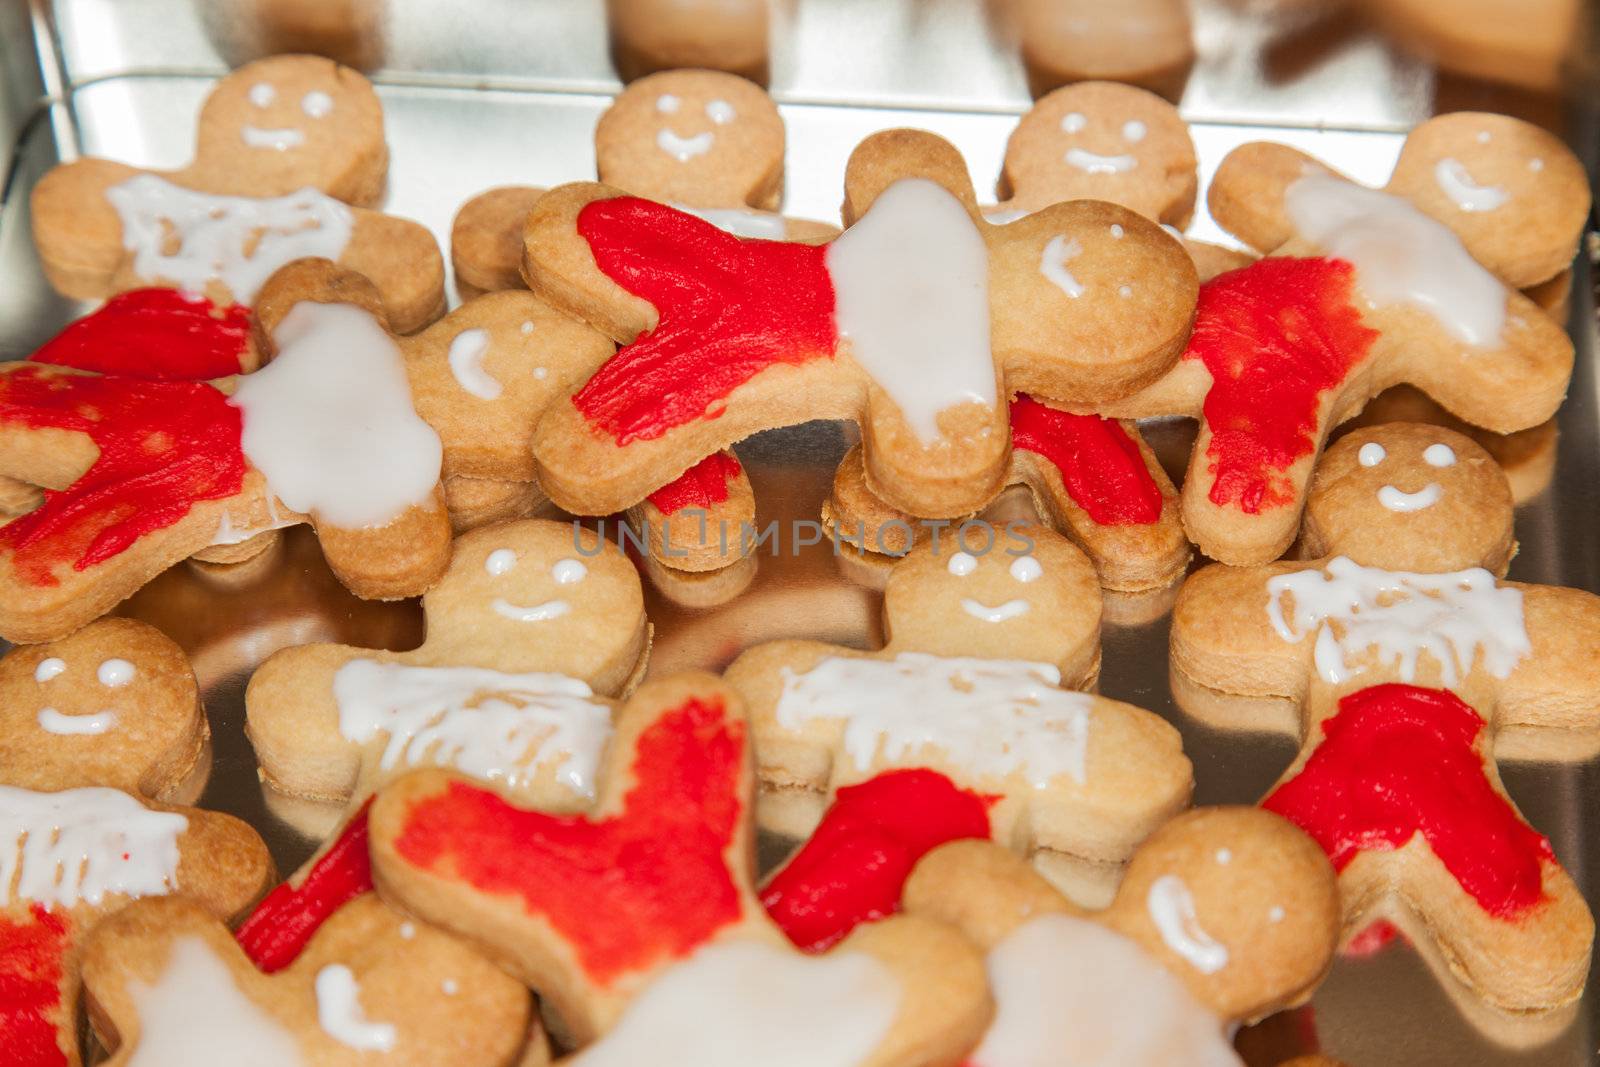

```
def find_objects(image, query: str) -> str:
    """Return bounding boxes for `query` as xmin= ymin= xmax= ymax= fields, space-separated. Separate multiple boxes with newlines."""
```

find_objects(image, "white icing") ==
xmin=1434 ymin=158 xmax=1508 ymax=212
xmin=566 ymin=941 xmax=899 ymax=1067
xmin=961 ymin=598 xmax=1030 ymax=623
xmin=232 ymin=303 xmax=443 ymax=529
xmin=1147 ymin=874 xmax=1229 ymax=974
xmin=970 ymin=915 xmax=1240 ymax=1067
xmin=492 ymin=598 xmax=571 ymax=622
xmin=106 ymin=175 xmax=352 ymax=303
xmin=1377 ymin=483 xmax=1442 ymax=512
xmin=705 ymin=99 xmax=736 ymax=124
xmin=126 ymin=936 xmax=304 ymax=1067
xmin=534 ymin=367 xmax=548 ymax=379
xmin=657 ymin=129 xmax=714 ymax=161
xmin=984 ymin=208 xmax=1030 ymax=226
xmin=1529 ymin=158 xmax=1545 ymax=173
xmin=775 ymin=653 xmax=1092 ymax=787
xmin=0 ymin=786 xmax=186 ymax=908
xmin=520 ymin=320 xmax=534 ymax=334
xmin=947 ymin=551 xmax=978 ymax=576
xmin=399 ymin=922 xmax=415 ymax=939
xmin=1357 ymin=442 xmax=1386 ymax=467
xmin=1424 ymin=443 xmax=1457 ymax=467
xmin=98 ymin=659 xmax=135 ymax=687
xmin=655 ymin=93 xmax=681 ymax=113
xmin=1215 ymin=849 xmax=1231 ymax=865
xmin=1064 ymin=148 xmax=1137 ymax=174
xmin=1476 ymin=131 xmax=1492 ymax=144
xmin=1265 ymin=556 xmax=1530 ymax=686
xmin=485 ymin=548 xmax=517 ymax=575
xmin=34 ymin=658 xmax=65 ymax=683
xmin=442 ymin=979 xmax=459 ymax=995
xmin=38 ymin=708 xmax=118 ymax=735
xmin=1122 ymin=120 xmax=1148 ymax=143
xmin=1040 ymin=235 xmax=1085 ymax=298
xmin=1009 ymin=556 xmax=1042 ymax=583
xmin=241 ymin=126 xmax=305 ymax=151
xmin=1061 ymin=112 xmax=1087 ymax=133
xmin=209 ymin=509 xmax=295 ymax=546
xmin=446 ymin=328 xmax=503 ymax=400
xmin=333 ymin=660 xmax=612 ymax=797
xmin=670 ymin=203 xmax=787 ymax=240
xmin=1110 ymin=224 xmax=1125 ymax=238
xmin=301 ymin=90 xmax=334 ymax=118
xmin=247 ymin=82 xmax=276 ymax=107
xmin=1118 ymin=285 xmax=1132 ymax=298
xmin=1283 ymin=175 xmax=1505 ymax=347
xmin=1269 ymin=906 xmax=1285 ymax=923
xmin=315 ymin=964 xmax=398 ymax=1051
xmin=827 ymin=178 xmax=996 ymax=445
xmin=551 ymin=558 xmax=588 ymax=584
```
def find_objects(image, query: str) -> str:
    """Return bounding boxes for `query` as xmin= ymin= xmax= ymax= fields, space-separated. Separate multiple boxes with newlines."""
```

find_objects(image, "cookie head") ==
xmin=1000 ymin=81 xmax=1197 ymax=225
xmin=1302 ymin=423 xmax=1514 ymax=573
xmin=882 ymin=524 xmax=1101 ymax=672
xmin=595 ymin=69 xmax=784 ymax=210
xmin=195 ymin=54 xmax=385 ymax=191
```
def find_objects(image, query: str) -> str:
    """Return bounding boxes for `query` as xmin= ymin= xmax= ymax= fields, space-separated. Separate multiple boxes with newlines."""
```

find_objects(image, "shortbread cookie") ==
xmin=903 ymin=808 xmax=1340 ymax=1067
xmin=1099 ymin=179 xmax=1573 ymax=564
xmin=1355 ymin=0 xmax=1581 ymax=92
xmin=0 ymin=619 xmax=273 ymax=1067
xmin=523 ymin=127 xmax=1196 ymax=520
xmin=1208 ymin=112 xmax=1589 ymax=289
xmin=31 ymin=55 xmax=444 ymax=331
xmin=369 ymin=672 xmax=993 ymax=1062
xmin=607 ymin=0 xmax=769 ymax=82
xmin=1169 ymin=431 xmax=1600 ymax=1015
xmin=724 ymin=524 xmax=1193 ymax=892
xmin=825 ymin=396 xmax=1188 ymax=593
xmin=81 ymin=894 xmax=534 ymax=1067
xmin=1012 ymin=0 xmax=1194 ymax=99
xmin=0 ymin=261 xmax=454 ymax=642
xmin=627 ymin=450 xmax=757 ymax=573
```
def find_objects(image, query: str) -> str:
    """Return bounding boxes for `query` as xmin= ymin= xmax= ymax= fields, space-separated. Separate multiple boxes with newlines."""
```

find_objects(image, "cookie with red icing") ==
xmin=0 ymin=619 xmax=272 ymax=1067
xmin=30 ymin=55 xmax=444 ymax=332
xmin=724 ymin=524 xmax=1193 ymax=904
xmin=368 ymin=672 xmax=993 ymax=1061
xmin=1170 ymin=423 xmax=1600 ymax=1019
xmin=522 ymin=126 xmax=1196 ymax=525
xmin=825 ymin=395 xmax=1189 ymax=593
xmin=0 ymin=261 xmax=453 ymax=643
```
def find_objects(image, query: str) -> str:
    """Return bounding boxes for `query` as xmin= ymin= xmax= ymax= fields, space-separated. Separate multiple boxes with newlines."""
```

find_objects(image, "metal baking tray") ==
xmin=2 ymin=1 xmax=1597 ymax=1063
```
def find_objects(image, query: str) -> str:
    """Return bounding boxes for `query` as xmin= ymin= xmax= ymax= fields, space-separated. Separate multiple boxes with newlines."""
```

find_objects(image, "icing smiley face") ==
xmin=1302 ymin=423 xmax=1515 ymax=574
xmin=884 ymin=525 xmax=1102 ymax=669
xmin=1000 ymin=81 xmax=1198 ymax=225
xmin=30 ymin=656 xmax=140 ymax=736
xmin=594 ymin=69 xmax=785 ymax=210
xmin=194 ymin=54 xmax=385 ymax=198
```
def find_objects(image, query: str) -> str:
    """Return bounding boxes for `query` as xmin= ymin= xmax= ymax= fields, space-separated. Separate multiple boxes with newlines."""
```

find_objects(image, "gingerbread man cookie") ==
xmin=903 ymin=808 xmax=1340 ymax=1067
xmin=0 ymin=618 xmax=273 ymax=1067
xmin=1208 ymin=112 xmax=1589 ymax=291
xmin=724 ymin=524 xmax=1193 ymax=900
xmin=1170 ymin=425 xmax=1600 ymax=1017
xmin=825 ymin=395 xmax=1189 ymax=594
xmin=31 ymin=55 xmax=444 ymax=332
xmin=369 ymin=672 xmax=993 ymax=1062
xmin=452 ymin=69 xmax=835 ymax=298
xmin=1098 ymin=172 xmax=1573 ymax=564
xmin=1011 ymin=0 xmax=1195 ymax=99
xmin=0 ymin=262 xmax=455 ymax=642
xmin=81 ymin=893 xmax=534 ymax=1067
xmin=606 ymin=0 xmax=769 ymax=82
xmin=522 ymin=127 xmax=1196 ymax=521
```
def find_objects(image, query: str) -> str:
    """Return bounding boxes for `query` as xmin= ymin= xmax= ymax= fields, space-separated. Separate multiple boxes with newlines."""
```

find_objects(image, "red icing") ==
xmin=32 ymin=290 xmax=250 ymax=380
xmin=1264 ymin=683 xmax=1553 ymax=919
xmin=571 ymin=197 xmax=838 ymax=444
xmin=1184 ymin=258 xmax=1378 ymax=513
xmin=236 ymin=801 xmax=374 ymax=973
xmin=0 ymin=905 xmax=70 ymax=1067
xmin=1009 ymin=394 xmax=1161 ymax=526
xmin=1343 ymin=919 xmax=1404 ymax=957
xmin=647 ymin=452 xmax=744 ymax=515
xmin=0 ymin=367 xmax=246 ymax=585
xmin=393 ymin=696 xmax=746 ymax=984
xmin=761 ymin=770 xmax=992 ymax=953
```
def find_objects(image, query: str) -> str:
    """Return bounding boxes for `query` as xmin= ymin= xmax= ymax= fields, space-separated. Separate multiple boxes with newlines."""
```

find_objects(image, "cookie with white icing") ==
xmin=0 ymin=618 xmax=272 ymax=1067
xmin=30 ymin=54 xmax=445 ymax=332
xmin=724 ymin=524 xmax=1193 ymax=897
xmin=1170 ymin=427 xmax=1600 ymax=1019
xmin=368 ymin=671 xmax=993 ymax=1060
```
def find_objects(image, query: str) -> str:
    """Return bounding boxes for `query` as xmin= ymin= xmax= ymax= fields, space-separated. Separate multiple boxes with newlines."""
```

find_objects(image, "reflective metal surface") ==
xmin=3 ymin=2 xmax=1598 ymax=1063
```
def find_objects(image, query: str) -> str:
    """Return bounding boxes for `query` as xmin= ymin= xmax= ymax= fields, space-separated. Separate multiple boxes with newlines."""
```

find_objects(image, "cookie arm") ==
xmin=30 ymin=158 xmax=144 ymax=300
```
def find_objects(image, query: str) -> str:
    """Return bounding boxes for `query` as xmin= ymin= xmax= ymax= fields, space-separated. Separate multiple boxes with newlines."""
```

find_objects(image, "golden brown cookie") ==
xmin=1012 ymin=0 xmax=1195 ymax=99
xmin=606 ymin=0 xmax=769 ymax=83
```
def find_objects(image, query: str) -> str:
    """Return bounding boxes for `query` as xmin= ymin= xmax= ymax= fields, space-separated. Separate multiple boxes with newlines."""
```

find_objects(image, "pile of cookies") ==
xmin=0 ymin=50 xmax=1595 ymax=1067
